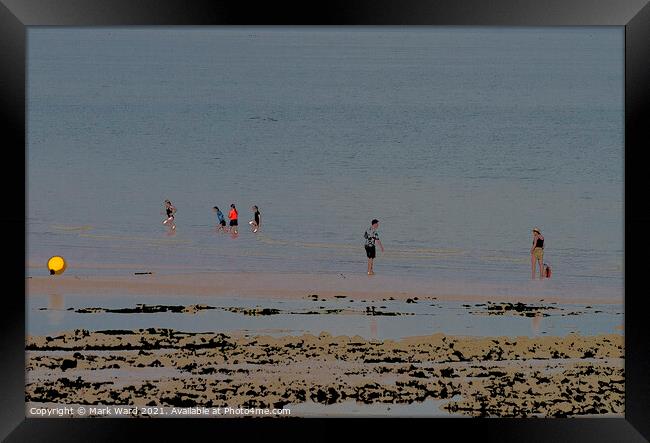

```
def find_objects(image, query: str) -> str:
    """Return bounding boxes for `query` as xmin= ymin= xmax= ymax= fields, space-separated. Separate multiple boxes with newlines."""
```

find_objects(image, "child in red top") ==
xmin=228 ymin=204 xmax=239 ymax=234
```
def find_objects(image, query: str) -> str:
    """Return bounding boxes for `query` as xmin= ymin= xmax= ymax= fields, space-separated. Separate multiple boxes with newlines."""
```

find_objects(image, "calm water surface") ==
xmin=27 ymin=293 xmax=623 ymax=339
xmin=27 ymin=28 xmax=624 ymax=293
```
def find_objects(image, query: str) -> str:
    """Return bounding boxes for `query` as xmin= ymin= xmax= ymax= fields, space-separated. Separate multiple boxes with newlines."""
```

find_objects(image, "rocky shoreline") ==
xmin=26 ymin=329 xmax=624 ymax=417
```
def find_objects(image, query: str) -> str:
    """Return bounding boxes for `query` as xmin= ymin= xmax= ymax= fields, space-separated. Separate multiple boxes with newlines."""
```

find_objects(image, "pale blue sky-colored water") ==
xmin=27 ymin=27 xmax=624 ymax=291
xmin=27 ymin=293 xmax=623 ymax=339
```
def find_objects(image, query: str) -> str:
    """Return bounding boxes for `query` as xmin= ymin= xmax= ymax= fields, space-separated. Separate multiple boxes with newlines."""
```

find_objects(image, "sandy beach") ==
xmin=25 ymin=270 xmax=625 ymax=417
xmin=27 ymin=271 xmax=622 ymax=304
xmin=25 ymin=328 xmax=624 ymax=418
xmin=26 ymin=268 xmax=626 ymax=417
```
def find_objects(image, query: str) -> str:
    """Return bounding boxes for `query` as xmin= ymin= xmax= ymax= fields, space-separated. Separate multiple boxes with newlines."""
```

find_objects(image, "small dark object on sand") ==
xmin=61 ymin=359 xmax=77 ymax=371
xmin=134 ymin=272 xmax=153 ymax=275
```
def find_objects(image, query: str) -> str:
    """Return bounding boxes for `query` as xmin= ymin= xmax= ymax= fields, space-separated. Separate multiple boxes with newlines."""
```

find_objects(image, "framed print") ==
xmin=2 ymin=0 xmax=649 ymax=441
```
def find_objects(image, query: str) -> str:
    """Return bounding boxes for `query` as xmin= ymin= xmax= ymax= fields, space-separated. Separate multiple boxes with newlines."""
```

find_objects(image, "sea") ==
xmin=27 ymin=27 xmax=624 ymax=297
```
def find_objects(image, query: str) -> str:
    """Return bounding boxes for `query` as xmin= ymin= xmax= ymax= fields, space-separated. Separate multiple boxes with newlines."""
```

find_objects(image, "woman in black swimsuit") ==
xmin=530 ymin=227 xmax=544 ymax=279
xmin=162 ymin=199 xmax=176 ymax=230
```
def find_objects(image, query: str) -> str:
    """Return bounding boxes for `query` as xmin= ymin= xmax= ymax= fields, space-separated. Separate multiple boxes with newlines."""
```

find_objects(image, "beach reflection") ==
xmin=370 ymin=318 xmax=378 ymax=340
xmin=531 ymin=312 xmax=543 ymax=336
xmin=47 ymin=293 xmax=64 ymax=326
xmin=27 ymin=293 xmax=623 ymax=339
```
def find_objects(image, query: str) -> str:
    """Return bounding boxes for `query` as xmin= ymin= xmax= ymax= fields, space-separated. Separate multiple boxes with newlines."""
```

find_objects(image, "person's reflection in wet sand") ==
xmin=370 ymin=317 xmax=378 ymax=340
xmin=48 ymin=293 xmax=64 ymax=326
xmin=531 ymin=312 xmax=543 ymax=336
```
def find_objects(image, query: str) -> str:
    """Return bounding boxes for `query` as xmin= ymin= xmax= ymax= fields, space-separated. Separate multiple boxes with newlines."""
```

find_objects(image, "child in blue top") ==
xmin=213 ymin=206 xmax=226 ymax=232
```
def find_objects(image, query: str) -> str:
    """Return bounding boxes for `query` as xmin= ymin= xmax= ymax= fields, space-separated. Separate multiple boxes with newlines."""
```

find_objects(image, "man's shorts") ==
xmin=533 ymin=247 xmax=544 ymax=261
xmin=365 ymin=245 xmax=376 ymax=259
xmin=230 ymin=219 xmax=238 ymax=226
xmin=220 ymin=220 xmax=226 ymax=226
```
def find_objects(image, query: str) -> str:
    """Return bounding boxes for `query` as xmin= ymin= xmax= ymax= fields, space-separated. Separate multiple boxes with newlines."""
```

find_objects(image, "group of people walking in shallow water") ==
xmin=162 ymin=200 xmax=261 ymax=235
xmin=163 ymin=199 xmax=550 ymax=279
xmin=211 ymin=204 xmax=261 ymax=234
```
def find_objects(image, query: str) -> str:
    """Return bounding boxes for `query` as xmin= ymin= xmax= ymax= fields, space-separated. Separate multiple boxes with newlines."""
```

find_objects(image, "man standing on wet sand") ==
xmin=364 ymin=219 xmax=384 ymax=275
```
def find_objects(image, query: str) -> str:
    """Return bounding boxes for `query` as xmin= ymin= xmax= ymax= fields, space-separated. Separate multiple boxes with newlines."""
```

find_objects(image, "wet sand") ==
xmin=27 ymin=272 xmax=622 ymax=304
xmin=27 ymin=271 xmax=624 ymax=416
xmin=26 ymin=329 xmax=624 ymax=417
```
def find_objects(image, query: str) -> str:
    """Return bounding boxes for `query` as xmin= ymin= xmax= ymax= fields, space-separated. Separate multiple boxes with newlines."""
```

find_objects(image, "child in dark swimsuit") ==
xmin=162 ymin=200 xmax=176 ymax=230
xmin=249 ymin=205 xmax=261 ymax=232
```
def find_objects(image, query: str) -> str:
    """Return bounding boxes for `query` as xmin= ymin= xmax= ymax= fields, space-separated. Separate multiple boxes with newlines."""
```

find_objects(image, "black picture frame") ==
xmin=3 ymin=0 xmax=649 ymax=441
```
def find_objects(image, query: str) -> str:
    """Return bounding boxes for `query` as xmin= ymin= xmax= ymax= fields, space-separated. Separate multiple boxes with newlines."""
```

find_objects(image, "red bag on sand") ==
xmin=544 ymin=263 xmax=552 ymax=278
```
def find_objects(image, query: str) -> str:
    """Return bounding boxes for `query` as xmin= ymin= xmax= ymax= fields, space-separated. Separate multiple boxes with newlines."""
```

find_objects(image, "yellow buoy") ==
xmin=47 ymin=256 xmax=67 ymax=275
